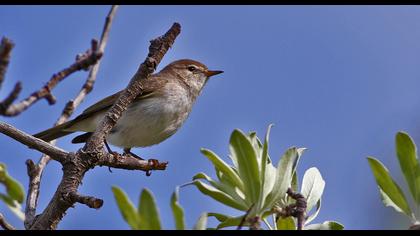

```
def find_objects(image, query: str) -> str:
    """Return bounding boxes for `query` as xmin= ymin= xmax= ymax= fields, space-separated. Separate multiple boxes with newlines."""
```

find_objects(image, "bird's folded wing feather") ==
xmin=73 ymin=77 xmax=166 ymax=122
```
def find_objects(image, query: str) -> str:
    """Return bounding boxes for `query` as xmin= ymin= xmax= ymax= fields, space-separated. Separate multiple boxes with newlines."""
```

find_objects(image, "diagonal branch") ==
xmin=0 ymin=39 xmax=103 ymax=117
xmin=0 ymin=38 xmax=22 ymax=114
xmin=83 ymin=22 xmax=181 ymax=155
xmin=0 ymin=121 xmax=68 ymax=162
xmin=0 ymin=37 xmax=14 ymax=90
xmin=0 ymin=212 xmax=15 ymax=230
xmin=23 ymin=6 xmax=119 ymax=229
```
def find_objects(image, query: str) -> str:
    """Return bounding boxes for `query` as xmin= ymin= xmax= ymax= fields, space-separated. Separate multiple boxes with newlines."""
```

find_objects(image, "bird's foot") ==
xmin=122 ymin=148 xmax=168 ymax=177
xmin=146 ymin=159 xmax=159 ymax=176
xmin=146 ymin=159 xmax=168 ymax=177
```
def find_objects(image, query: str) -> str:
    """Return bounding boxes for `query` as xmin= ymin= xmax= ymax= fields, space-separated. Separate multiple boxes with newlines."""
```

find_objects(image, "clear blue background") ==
xmin=1 ymin=5 xmax=419 ymax=229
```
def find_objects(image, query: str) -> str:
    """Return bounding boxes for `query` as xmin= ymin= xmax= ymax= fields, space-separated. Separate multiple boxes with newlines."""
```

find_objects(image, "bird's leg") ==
xmin=104 ymin=140 xmax=116 ymax=173
xmin=123 ymin=148 xmax=162 ymax=177
xmin=123 ymin=148 xmax=144 ymax=160
xmin=104 ymin=140 xmax=118 ymax=156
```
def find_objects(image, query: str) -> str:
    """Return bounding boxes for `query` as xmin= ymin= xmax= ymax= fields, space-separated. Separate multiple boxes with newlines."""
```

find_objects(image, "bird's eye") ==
xmin=187 ymin=66 xmax=196 ymax=72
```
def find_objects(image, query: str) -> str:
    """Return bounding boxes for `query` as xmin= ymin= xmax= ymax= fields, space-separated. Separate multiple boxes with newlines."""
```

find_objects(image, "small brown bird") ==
xmin=34 ymin=59 xmax=223 ymax=156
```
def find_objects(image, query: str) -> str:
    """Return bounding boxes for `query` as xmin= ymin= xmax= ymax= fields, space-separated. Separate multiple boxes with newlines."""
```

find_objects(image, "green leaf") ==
xmin=301 ymin=167 xmax=325 ymax=212
xmin=208 ymin=212 xmax=232 ymax=222
xmin=4 ymin=176 xmax=25 ymax=204
xmin=264 ymin=147 xmax=303 ymax=209
xmin=192 ymin=181 xmax=248 ymax=211
xmin=249 ymin=131 xmax=263 ymax=157
xmin=193 ymin=172 xmax=247 ymax=206
xmin=0 ymin=163 xmax=24 ymax=203
xmin=229 ymin=129 xmax=261 ymax=203
xmin=200 ymin=148 xmax=245 ymax=191
xmin=304 ymin=221 xmax=344 ymax=230
xmin=138 ymin=188 xmax=162 ymax=230
xmin=415 ymin=163 xmax=420 ymax=204
xmin=261 ymin=163 xmax=277 ymax=204
xmin=367 ymin=157 xmax=412 ymax=216
xmin=261 ymin=125 xmax=272 ymax=183
xmin=193 ymin=212 xmax=208 ymax=230
xmin=395 ymin=132 xmax=420 ymax=204
xmin=276 ymin=216 xmax=296 ymax=230
xmin=216 ymin=215 xmax=248 ymax=229
xmin=305 ymin=199 xmax=321 ymax=224
xmin=378 ymin=188 xmax=409 ymax=217
xmin=258 ymin=124 xmax=272 ymax=209
xmin=0 ymin=194 xmax=24 ymax=221
xmin=170 ymin=186 xmax=185 ymax=230
xmin=291 ymin=170 xmax=299 ymax=192
xmin=0 ymin=193 xmax=15 ymax=206
xmin=111 ymin=186 xmax=140 ymax=229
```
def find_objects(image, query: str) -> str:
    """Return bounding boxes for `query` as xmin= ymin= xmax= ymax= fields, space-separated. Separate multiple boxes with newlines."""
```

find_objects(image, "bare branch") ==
xmin=0 ymin=213 xmax=16 ymax=230
xmin=67 ymin=192 xmax=103 ymax=209
xmin=0 ymin=82 xmax=22 ymax=111
xmin=23 ymin=6 xmax=118 ymax=229
xmin=0 ymin=37 xmax=14 ymax=89
xmin=273 ymin=188 xmax=307 ymax=230
xmin=410 ymin=224 xmax=420 ymax=230
xmin=0 ymin=40 xmax=103 ymax=117
xmin=98 ymin=154 xmax=168 ymax=171
xmin=0 ymin=121 xmax=68 ymax=162
xmin=237 ymin=203 xmax=254 ymax=230
xmin=24 ymin=159 xmax=40 ymax=228
xmin=0 ymin=38 xmax=22 ymax=113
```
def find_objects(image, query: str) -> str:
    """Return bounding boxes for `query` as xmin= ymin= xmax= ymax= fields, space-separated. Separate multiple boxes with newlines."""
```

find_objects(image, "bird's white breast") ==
xmin=105 ymin=82 xmax=193 ymax=148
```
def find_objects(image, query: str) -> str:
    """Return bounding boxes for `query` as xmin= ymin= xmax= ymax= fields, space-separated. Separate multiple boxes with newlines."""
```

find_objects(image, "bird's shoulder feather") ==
xmin=74 ymin=77 xmax=169 ymax=122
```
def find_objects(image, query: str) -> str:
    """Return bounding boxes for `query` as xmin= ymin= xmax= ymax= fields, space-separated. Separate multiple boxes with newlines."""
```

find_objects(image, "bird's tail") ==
xmin=33 ymin=121 xmax=75 ymax=142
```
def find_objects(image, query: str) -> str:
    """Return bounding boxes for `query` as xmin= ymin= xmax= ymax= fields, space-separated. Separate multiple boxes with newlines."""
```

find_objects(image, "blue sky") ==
xmin=1 ymin=5 xmax=420 ymax=229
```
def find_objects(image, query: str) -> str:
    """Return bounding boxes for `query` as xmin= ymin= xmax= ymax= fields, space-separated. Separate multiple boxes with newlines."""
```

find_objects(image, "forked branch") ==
xmin=0 ymin=38 xmax=102 ymax=117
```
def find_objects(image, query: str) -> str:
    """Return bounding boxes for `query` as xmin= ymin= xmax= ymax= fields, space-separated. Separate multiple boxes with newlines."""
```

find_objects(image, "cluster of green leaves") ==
xmin=0 ymin=162 xmax=25 ymax=221
xmin=191 ymin=125 xmax=343 ymax=230
xmin=368 ymin=131 xmax=420 ymax=225
xmin=112 ymin=126 xmax=343 ymax=230
xmin=112 ymin=186 xmax=207 ymax=230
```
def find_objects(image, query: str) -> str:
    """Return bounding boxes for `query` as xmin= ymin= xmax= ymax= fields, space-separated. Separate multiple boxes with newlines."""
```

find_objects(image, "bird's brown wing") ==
xmin=73 ymin=77 xmax=167 ymax=123
xmin=33 ymin=77 xmax=167 ymax=142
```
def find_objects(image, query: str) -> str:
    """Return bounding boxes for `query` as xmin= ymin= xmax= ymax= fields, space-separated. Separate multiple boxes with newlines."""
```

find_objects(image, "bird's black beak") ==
xmin=205 ymin=70 xmax=224 ymax=77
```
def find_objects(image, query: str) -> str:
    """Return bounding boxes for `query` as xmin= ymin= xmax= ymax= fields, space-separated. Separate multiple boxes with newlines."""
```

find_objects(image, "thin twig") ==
xmin=0 ymin=213 xmax=16 ymax=230
xmin=23 ymin=6 xmax=119 ymax=229
xmin=0 ymin=40 xmax=102 ymax=117
xmin=24 ymin=159 xmax=40 ymax=229
xmin=286 ymin=188 xmax=306 ymax=230
xmin=237 ymin=203 xmax=255 ymax=230
xmin=0 ymin=121 xmax=68 ymax=162
xmin=0 ymin=37 xmax=14 ymax=90
xmin=0 ymin=38 xmax=22 ymax=113
xmin=67 ymin=192 xmax=103 ymax=209
xmin=274 ymin=188 xmax=307 ymax=230
xmin=410 ymin=224 xmax=420 ymax=230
